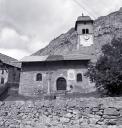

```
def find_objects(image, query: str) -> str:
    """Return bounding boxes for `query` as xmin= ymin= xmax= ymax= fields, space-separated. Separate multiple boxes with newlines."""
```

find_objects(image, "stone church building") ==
xmin=19 ymin=15 xmax=97 ymax=97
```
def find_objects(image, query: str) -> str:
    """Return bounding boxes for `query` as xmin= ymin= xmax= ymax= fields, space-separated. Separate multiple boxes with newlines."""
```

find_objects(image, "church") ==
xmin=19 ymin=15 xmax=97 ymax=97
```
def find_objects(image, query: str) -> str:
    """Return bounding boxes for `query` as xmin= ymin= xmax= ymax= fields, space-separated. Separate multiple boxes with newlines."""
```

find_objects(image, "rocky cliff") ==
xmin=33 ymin=7 xmax=122 ymax=57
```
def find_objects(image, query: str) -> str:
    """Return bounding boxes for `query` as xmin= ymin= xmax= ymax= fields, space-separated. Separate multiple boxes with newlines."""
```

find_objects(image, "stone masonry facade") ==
xmin=0 ymin=97 xmax=122 ymax=128
xmin=19 ymin=61 xmax=95 ymax=97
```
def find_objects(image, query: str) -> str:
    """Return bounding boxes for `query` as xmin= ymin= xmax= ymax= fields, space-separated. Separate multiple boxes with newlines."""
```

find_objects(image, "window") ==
xmin=86 ymin=29 xmax=89 ymax=34
xmin=1 ymin=77 xmax=4 ymax=84
xmin=82 ymin=29 xmax=86 ymax=34
xmin=77 ymin=73 xmax=82 ymax=82
xmin=82 ymin=29 xmax=89 ymax=34
xmin=36 ymin=73 xmax=42 ymax=81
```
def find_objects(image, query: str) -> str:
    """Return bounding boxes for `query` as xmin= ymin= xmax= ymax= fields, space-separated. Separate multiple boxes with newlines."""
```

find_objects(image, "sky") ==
xmin=0 ymin=0 xmax=122 ymax=60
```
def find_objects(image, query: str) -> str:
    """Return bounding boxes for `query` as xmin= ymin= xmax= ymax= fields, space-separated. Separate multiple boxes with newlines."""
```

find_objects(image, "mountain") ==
xmin=94 ymin=7 xmax=122 ymax=53
xmin=33 ymin=7 xmax=122 ymax=57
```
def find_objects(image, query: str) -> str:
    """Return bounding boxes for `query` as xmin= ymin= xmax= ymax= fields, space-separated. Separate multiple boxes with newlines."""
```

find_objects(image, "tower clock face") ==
xmin=83 ymin=35 xmax=90 ymax=40
xmin=79 ymin=34 xmax=93 ymax=46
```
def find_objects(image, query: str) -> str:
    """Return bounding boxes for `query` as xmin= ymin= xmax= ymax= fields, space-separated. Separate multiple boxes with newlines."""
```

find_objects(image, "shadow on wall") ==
xmin=0 ymin=82 xmax=20 ymax=101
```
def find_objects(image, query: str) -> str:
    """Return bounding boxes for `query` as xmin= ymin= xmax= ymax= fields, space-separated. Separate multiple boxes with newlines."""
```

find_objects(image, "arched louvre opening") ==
xmin=82 ymin=29 xmax=89 ymax=34
xmin=86 ymin=29 xmax=89 ymax=34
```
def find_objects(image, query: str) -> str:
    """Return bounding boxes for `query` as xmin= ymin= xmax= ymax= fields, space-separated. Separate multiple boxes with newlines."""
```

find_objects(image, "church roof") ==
xmin=75 ymin=15 xmax=94 ymax=30
xmin=20 ymin=54 xmax=92 ymax=63
xmin=20 ymin=55 xmax=48 ymax=62
xmin=77 ymin=16 xmax=92 ymax=22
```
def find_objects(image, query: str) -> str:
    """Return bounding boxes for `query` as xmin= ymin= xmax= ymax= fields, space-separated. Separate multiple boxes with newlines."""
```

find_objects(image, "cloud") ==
xmin=0 ymin=0 xmax=74 ymax=41
xmin=0 ymin=27 xmax=29 ymax=50
xmin=0 ymin=0 xmax=122 ymax=59
xmin=0 ymin=27 xmax=48 ymax=55
xmin=71 ymin=0 xmax=122 ymax=18
xmin=0 ymin=48 xmax=30 ymax=60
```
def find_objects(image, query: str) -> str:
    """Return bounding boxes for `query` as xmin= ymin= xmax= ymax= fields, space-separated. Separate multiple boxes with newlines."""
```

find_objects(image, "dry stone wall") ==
xmin=0 ymin=97 xmax=122 ymax=128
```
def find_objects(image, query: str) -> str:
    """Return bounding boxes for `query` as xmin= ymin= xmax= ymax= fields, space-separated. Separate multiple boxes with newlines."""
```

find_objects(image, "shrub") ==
xmin=86 ymin=38 xmax=122 ymax=96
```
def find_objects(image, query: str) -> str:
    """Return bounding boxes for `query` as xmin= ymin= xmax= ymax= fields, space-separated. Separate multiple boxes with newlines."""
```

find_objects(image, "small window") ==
xmin=82 ymin=29 xmax=89 ymax=34
xmin=36 ymin=73 xmax=42 ymax=81
xmin=1 ymin=77 xmax=4 ymax=84
xmin=82 ymin=29 xmax=86 ymax=34
xmin=77 ymin=73 xmax=82 ymax=82
xmin=86 ymin=29 xmax=89 ymax=34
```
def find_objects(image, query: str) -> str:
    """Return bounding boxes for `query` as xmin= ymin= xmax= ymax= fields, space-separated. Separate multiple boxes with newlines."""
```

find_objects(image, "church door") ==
xmin=56 ymin=77 xmax=67 ymax=90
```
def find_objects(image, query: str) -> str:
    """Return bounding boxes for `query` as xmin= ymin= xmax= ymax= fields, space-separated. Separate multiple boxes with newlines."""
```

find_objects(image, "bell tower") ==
xmin=75 ymin=15 xmax=94 ymax=49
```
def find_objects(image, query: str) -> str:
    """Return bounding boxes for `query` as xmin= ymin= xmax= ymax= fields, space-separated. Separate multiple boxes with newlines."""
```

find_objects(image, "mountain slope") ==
xmin=33 ymin=7 xmax=122 ymax=57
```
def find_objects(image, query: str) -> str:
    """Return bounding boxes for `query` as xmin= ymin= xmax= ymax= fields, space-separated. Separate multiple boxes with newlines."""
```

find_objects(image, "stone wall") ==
xmin=0 ymin=97 xmax=122 ymax=128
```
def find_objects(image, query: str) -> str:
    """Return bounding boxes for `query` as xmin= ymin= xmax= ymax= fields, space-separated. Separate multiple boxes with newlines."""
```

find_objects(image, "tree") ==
xmin=86 ymin=38 xmax=122 ymax=96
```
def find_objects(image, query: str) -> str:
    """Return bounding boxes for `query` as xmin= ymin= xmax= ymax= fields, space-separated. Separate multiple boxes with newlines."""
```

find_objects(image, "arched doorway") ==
xmin=56 ymin=77 xmax=67 ymax=91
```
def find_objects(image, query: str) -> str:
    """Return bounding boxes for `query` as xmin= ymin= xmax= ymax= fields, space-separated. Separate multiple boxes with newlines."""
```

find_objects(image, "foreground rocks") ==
xmin=0 ymin=97 xmax=122 ymax=128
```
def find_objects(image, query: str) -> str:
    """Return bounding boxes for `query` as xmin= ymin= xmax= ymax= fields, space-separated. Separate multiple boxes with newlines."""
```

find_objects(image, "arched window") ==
xmin=86 ymin=29 xmax=89 ymax=34
xmin=82 ymin=29 xmax=89 ymax=34
xmin=77 ymin=73 xmax=82 ymax=82
xmin=1 ymin=77 xmax=4 ymax=84
xmin=82 ymin=29 xmax=86 ymax=34
xmin=36 ymin=73 xmax=42 ymax=81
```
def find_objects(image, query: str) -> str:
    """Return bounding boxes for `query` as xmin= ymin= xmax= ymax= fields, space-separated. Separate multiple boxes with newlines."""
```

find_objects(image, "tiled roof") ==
xmin=77 ymin=16 xmax=92 ymax=22
xmin=20 ymin=56 xmax=48 ymax=62
xmin=0 ymin=53 xmax=21 ymax=68
xmin=20 ymin=54 xmax=92 ymax=63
